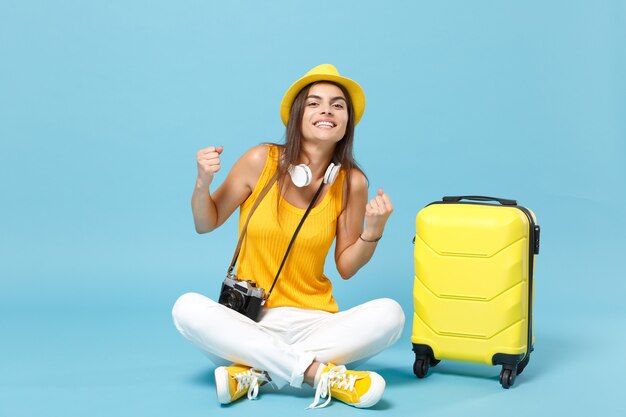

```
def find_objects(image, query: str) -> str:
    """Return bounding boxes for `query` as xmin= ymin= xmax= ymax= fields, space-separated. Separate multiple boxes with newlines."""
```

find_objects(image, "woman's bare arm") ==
xmin=192 ymin=145 xmax=269 ymax=233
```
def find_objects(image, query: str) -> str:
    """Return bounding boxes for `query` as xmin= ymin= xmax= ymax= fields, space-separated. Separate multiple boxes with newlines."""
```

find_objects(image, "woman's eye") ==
xmin=307 ymin=102 xmax=318 ymax=107
xmin=333 ymin=103 xmax=344 ymax=109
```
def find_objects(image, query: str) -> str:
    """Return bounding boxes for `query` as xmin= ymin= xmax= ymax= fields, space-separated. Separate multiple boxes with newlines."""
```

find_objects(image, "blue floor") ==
xmin=2 ymin=307 xmax=624 ymax=417
xmin=2 ymin=193 xmax=623 ymax=417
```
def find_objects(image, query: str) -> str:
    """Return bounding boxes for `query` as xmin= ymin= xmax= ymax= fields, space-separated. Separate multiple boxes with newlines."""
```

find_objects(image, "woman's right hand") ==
xmin=196 ymin=146 xmax=223 ymax=189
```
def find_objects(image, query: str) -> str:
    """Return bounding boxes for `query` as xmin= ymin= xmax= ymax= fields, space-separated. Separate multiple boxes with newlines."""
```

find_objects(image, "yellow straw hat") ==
xmin=280 ymin=64 xmax=366 ymax=126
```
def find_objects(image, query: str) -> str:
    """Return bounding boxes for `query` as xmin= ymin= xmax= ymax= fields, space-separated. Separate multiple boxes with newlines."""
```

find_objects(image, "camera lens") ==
xmin=223 ymin=290 xmax=244 ymax=311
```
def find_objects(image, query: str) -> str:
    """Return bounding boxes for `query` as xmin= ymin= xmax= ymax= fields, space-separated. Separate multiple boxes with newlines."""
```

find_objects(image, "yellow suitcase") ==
xmin=411 ymin=196 xmax=540 ymax=388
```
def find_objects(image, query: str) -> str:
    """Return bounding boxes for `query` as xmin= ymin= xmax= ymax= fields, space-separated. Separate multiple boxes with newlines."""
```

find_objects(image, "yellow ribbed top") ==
xmin=236 ymin=144 xmax=344 ymax=312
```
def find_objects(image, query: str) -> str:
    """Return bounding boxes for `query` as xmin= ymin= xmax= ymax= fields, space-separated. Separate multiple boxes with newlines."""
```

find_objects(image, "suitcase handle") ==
xmin=442 ymin=195 xmax=517 ymax=206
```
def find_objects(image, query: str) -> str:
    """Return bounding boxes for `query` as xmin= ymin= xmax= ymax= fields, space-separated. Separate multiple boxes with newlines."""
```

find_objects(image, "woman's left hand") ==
xmin=362 ymin=188 xmax=393 ymax=240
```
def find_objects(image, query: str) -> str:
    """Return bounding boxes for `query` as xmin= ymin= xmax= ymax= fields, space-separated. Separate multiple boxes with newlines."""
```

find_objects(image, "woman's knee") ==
xmin=369 ymin=298 xmax=406 ymax=334
xmin=373 ymin=298 xmax=405 ymax=327
xmin=172 ymin=292 xmax=212 ymax=330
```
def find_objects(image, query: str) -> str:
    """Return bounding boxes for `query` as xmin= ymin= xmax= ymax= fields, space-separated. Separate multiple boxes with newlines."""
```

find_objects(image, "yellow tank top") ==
xmin=236 ymin=144 xmax=344 ymax=313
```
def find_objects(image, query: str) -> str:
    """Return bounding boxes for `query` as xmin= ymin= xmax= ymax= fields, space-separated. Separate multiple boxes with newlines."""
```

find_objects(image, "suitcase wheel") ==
xmin=499 ymin=366 xmax=517 ymax=389
xmin=413 ymin=357 xmax=430 ymax=378
xmin=412 ymin=345 xmax=439 ymax=378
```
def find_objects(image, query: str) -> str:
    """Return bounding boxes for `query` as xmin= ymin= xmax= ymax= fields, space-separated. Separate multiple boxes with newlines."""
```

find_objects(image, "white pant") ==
xmin=172 ymin=292 xmax=405 ymax=389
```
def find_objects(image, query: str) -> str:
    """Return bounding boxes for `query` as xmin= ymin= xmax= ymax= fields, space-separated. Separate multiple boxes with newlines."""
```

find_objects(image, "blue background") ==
xmin=1 ymin=0 xmax=625 ymax=416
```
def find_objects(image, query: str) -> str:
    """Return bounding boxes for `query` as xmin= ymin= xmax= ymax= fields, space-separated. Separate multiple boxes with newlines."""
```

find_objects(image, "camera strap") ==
xmin=226 ymin=170 xmax=327 ymax=305
xmin=227 ymin=171 xmax=279 ymax=277
xmin=265 ymin=178 xmax=325 ymax=303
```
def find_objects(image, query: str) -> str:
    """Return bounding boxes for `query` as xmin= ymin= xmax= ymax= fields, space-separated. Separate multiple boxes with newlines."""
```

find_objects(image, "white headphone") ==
xmin=288 ymin=160 xmax=341 ymax=188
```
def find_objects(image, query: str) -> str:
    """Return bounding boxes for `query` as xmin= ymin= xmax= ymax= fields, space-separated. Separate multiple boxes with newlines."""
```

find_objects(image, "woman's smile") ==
xmin=313 ymin=119 xmax=337 ymax=129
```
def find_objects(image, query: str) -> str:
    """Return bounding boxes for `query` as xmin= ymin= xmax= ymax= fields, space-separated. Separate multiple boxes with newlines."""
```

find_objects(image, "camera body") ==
xmin=218 ymin=275 xmax=265 ymax=321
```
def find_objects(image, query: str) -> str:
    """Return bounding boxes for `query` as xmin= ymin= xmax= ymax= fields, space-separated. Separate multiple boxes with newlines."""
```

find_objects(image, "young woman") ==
xmin=172 ymin=64 xmax=405 ymax=409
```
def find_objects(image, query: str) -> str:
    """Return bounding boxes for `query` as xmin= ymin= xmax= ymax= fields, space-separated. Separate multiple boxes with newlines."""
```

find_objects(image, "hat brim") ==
xmin=280 ymin=73 xmax=366 ymax=126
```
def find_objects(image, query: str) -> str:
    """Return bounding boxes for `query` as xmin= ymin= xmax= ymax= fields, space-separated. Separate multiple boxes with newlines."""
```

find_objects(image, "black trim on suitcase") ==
xmin=442 ymin=195 xmax=518 ymax=206
xmin=508 ymin=206 xmax=538 ymax=369
xmin=413 ymin=196 xmax=540 ymax=388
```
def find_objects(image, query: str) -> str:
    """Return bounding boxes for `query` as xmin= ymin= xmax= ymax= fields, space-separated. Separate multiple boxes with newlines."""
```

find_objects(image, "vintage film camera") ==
xmin=218 ymin=275 xmax=265 ymax=321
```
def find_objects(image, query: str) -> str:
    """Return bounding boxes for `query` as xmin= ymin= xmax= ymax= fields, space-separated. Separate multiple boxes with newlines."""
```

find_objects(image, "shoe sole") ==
xmin=353 ymin=372 xmax=386 ymax=408
xmin=214 ymin=367 xmax=232 ymax=404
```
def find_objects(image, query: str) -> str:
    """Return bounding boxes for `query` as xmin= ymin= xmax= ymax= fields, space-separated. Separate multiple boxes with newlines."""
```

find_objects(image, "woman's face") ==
xmin=300 ymin=82 xmax=349 ymax=144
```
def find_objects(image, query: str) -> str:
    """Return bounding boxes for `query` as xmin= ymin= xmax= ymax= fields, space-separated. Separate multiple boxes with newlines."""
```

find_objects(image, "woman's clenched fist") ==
xmin=196 ymin=146 xmax=223 ymax=188
xmin=363 ymin=188 xmax=393 ymax=240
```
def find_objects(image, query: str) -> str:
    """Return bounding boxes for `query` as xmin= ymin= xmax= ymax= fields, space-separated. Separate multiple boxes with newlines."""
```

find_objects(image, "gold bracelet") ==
xmin=359 ymin=234 xmax=382 ymax=243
